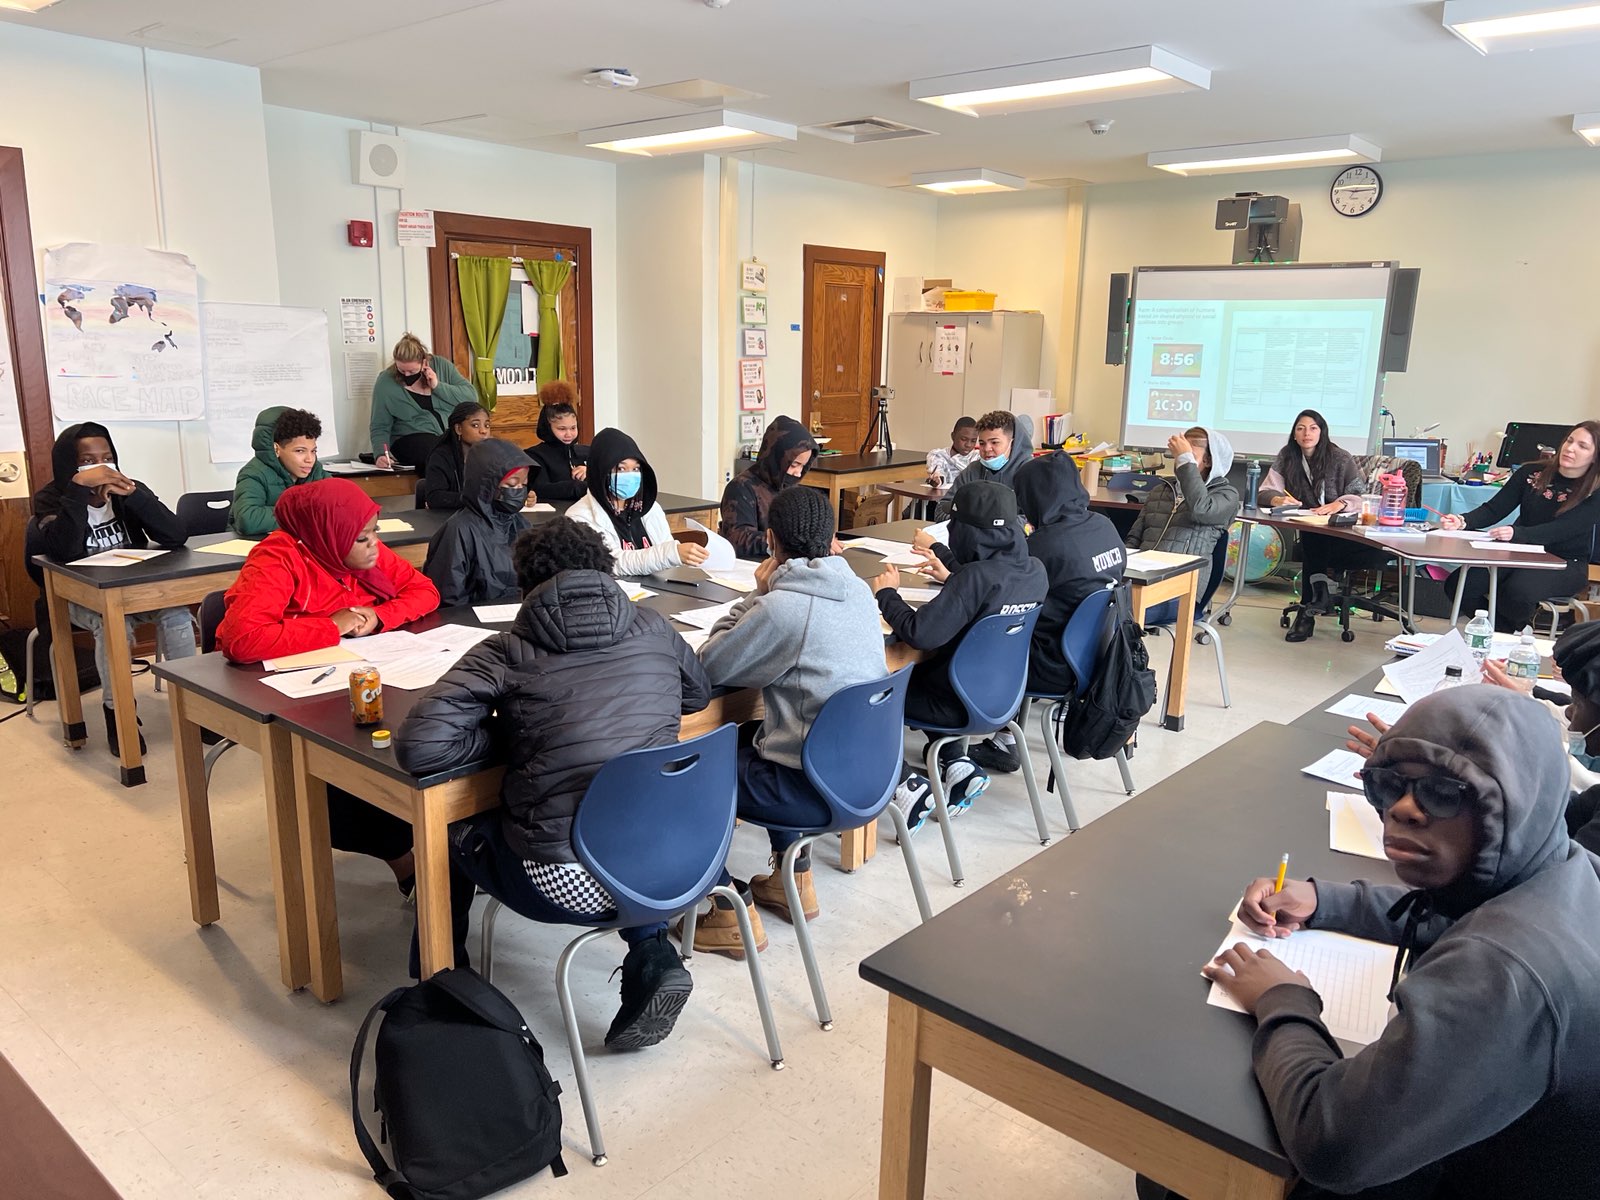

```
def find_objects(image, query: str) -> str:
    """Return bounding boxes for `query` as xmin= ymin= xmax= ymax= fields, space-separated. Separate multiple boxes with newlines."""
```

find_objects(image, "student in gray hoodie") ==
xmin=693 ymin=485 xmax=887 ymax=958
xmin=1126 ymin=424 xmax=1239 ymax=624
xmin=934 ymin=410 xmax=1033 ymax=521
xmin=1157 ymin=685 xmax=1600 ymax=1200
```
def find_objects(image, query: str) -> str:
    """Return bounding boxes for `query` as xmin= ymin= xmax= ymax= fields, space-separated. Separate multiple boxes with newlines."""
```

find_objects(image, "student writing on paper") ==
xmin=369 ymin=332 xmax=477 ymax=469
xmin=691 ymin=486 xmax=885 ymax=957
xmin=1146 ymin=688 xmax=1600 ymax=1200
xmin=565 ymin=427 xmax=709 ymax=575
xmin=229 ymin=407 xmax=328 ymax=536
xmin=30 ymin=423 xmax=192 ymax=757
xmin=718 ymin=415 xmax=821 ymax=561
xmin=418 ymin=401 xmax=490 ymax=512
xmin=1124 ymin=426 xmax=1239 ymax=625
xmin=216 ymin=478 xmax=440 ymax=662
xmin=1438 ymin=421 xmax=1600 ymax=632
xmin=933 ymin=410 xmax=1033 ymax=522
xmin=422 ymin=439 xmax=531 ymax=607
xmin=396 ymin=518 xmax=712 ymax=1044
xmin=521 ymin=381 xmax=589 ymax=502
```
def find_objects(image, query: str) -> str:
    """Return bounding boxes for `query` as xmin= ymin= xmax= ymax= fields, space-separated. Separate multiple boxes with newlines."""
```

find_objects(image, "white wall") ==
xmin=1073 ymin=149 xmax=1600 ymax=458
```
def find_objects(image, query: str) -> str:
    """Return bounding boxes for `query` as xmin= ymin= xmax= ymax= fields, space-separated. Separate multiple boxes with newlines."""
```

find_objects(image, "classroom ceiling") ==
xmin=7 ymin=0 xmax=1600 ymax=187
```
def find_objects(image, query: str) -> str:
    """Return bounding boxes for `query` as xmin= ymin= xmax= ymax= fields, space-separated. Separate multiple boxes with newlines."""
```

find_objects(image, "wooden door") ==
xmin=802 ymin=245 xmax=884 ymax=454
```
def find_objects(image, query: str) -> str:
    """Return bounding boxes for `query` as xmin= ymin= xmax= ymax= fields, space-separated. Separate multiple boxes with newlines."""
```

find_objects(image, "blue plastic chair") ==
xmin=698 ymin=667 xmax=931 ymax=1032
xmin=478 ymin=724 xmax=783 ymax=1166
xmin=905 ymin=608 xmax=1048 ymax=887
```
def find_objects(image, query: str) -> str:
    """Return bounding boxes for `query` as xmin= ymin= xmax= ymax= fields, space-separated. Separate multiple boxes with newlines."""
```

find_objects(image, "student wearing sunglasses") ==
xmin=1140 ymin=687 xmax=1600 ymax=1200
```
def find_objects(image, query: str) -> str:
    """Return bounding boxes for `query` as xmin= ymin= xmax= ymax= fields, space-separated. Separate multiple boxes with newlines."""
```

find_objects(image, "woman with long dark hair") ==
xmin=1441 ymin=421 xmax=1600 ymax=631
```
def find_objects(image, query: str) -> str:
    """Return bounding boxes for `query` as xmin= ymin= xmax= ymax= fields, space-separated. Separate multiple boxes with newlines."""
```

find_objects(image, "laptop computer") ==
xmin=1381 ymin=437 xmax=1444 ymax=479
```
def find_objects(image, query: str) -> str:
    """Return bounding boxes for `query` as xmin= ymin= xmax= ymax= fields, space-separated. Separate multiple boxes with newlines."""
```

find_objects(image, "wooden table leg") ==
xmin=41 ymin=573 xmax=87 ymax=748
xmin=413 ymin=787 xmax=456 ymax=979
xmin=261 ymin=724 xmax=310 ymax=991
xmin=878 ymin=995 xmax=932 ymax=1200
xmin=169 ymin=686 xmax=220 ymax=927
xmin=832 ymin=479 xmax=845 ymax=526
xmin=840 ymin=819 xmax=879 ymax=870
xmin=98 ymin=590 xmax=145 ymax=786
xmin=1163 ymin=573 xmax=1197 ymax=732
xmin=292 ymin=736 xmax=343 ymax=1002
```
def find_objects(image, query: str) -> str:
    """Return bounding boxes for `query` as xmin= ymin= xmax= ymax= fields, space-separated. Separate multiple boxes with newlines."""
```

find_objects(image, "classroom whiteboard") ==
xmin=203 ymin=302 xmax=341 ymax=464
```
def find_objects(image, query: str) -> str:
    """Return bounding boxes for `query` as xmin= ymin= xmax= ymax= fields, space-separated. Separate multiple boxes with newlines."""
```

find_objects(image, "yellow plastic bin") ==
xmin=942 ymin=290 xmax=997 ymax=311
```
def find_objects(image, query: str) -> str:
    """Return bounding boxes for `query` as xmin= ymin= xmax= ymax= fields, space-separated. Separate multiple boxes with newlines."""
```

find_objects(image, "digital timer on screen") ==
xmin=1151 ymin=343 xmax=1203 ymax=378
xmin=1145 ymin=388 xmax=1199 ymax=420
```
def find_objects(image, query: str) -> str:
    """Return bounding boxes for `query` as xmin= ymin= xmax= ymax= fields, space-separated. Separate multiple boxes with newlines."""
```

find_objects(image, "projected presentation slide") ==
xmin=1122 ymin=265 xmax=1392 ymax=457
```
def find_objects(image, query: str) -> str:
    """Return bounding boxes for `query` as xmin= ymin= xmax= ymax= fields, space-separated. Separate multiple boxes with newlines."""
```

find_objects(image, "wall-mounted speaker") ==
xmin=1380 ymin=267 xmax=1421 ymax=373
xmin=351 ymin=131 xmax=407 ymax=189
xmin=1105 ymin=272 xmax=1129 ymax=366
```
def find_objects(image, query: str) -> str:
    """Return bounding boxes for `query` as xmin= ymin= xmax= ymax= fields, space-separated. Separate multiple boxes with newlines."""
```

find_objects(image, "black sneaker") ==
xmin=968 ymin=736 xmax=1019 ymax=774
xmin=103 ymin=706 xmax=146 ymax=756
xmin=605 ymin=931 xmax=694 ymax=1050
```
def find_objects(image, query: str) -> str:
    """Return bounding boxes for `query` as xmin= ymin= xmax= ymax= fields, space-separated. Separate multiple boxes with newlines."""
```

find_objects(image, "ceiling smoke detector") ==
xmin=583 ymin=68 xmax=638 ymax=90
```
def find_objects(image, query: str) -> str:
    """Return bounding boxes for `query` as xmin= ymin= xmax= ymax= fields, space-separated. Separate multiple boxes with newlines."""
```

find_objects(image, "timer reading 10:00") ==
xmin=1151 ymin=343 xmax=1203 ymax=378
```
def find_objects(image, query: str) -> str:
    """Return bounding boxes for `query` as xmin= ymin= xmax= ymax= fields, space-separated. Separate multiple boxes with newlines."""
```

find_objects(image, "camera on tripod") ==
xmin=862 ymin=385 xmax=894 ymax=455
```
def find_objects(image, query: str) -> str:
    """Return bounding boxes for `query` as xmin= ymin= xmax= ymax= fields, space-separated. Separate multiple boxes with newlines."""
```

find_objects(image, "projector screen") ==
xmin=1121 ymin=263 xmax=1395 ymax=458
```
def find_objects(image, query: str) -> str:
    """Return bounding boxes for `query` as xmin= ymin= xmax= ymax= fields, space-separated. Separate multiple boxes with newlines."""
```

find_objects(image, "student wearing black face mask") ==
xmin=369 ymin=332 xmax=478 ymax=469
xmin=422 ymin=438 xmax=534 ymax=607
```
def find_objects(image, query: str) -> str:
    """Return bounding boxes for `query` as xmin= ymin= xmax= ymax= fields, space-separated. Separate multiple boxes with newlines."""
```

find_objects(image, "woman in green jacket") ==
xmin=229 ymin=407 xmax=328 ymax=536
xmin=370 ymin=332 xmax=477 ymax=469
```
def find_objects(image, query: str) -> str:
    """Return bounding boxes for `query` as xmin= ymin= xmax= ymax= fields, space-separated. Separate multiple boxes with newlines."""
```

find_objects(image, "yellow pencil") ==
xmin=1269 ymin=853 xmax=1289 ymax=922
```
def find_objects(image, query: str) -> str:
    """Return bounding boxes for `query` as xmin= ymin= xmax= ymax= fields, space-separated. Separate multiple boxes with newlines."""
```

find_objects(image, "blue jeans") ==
xmin=68 ymin=603 xmax=195 ymax=709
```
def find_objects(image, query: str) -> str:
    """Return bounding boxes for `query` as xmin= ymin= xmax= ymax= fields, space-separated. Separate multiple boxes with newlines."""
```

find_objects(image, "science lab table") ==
xmin=802 ymin=449 xmax=930 ymax=522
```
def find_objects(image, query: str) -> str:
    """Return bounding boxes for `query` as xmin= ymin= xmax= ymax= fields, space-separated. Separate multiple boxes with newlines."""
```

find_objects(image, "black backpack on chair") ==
xmin=1056 ymin=583 xmax=1157 ymax=761
xmin=350 ymin=968 xmax=567 ymax=1199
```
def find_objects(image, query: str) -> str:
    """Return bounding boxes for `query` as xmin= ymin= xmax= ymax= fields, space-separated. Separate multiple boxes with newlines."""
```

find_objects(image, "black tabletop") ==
xmin=859 ymin=720 xmax=1398 ymax=1175
xmin=808 ymin=449 xmax=928 ymax=474
xmin=657 ymin=492 xmax=720 ymax=514
xmin=1290 ymin=666 xmax=1393 ymax=742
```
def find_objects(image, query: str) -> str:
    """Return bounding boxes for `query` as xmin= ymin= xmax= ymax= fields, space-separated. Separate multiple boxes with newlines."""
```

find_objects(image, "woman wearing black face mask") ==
xmin=369 ymin=332 xmax=478 ymax=469
xmin=422 ymin=438 xmax=534 ymax=607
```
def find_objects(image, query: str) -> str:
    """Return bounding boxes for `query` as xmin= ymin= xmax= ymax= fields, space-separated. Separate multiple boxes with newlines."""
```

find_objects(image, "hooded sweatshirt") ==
xmin=216 ymin=478 xmax=440 ymax=662
xmin=31 ymin=423 xmax=187 ymax=570
xmin=698 ymin=554 xmax=886 ymax=769
xmin=565 ymin=427 xmax=682 ymax=576
xmin=229 ymin=406 xmax=329 ymax=535
xmin=1013 ymin=453 xmax=1127 ymax=695
xmin=422 ymin=438 xmax=532 ymax=608
xmin=719 ymin=416 xmax=820 ymax=561
xmin=522 ymin=406 xmax=590 ymax=502
xmin=395 ymin=569 xmax=712 ymax=862
xmin=419 ymin=422 xmax=473 ymax=512
xmin=934 ymin=414 xmax=1035 ymax=522
xmin=1125 ymin=425 xmax=1240 ymax=599
xmin=1249 ymin=686 xmax=1600 ymax=1199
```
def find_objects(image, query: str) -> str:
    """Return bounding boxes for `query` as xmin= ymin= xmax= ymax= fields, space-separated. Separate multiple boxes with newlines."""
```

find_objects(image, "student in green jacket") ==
xmin=229 ymin=407 xmax=328 ymax=536
xmin=370 ymin=332 xmax=478 ymax=469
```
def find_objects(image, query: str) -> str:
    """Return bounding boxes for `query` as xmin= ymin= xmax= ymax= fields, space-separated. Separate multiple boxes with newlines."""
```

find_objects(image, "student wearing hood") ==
xmin=565 ymin=427 xmax=710 ymax=576
xmin=875 ymin=481 xmax=1048 ymax=831
xmin=31 ymin=422 xmax=192 ymax=754
xmin=229 ymin=407 xmax=328 ymax=536
xmin=522 ymin=380 xmax=589 ymax=502
xmin=422 ymin=438 xmax=532 ymax=607
xmin=1126 ymin=425 xmax=1240 ymax=625
xmin=1151 ymin=686 xmax=1600 ymax=1200
xmin=718 ymin=415 xmax=820 ymax=561
xmin=934 ymin=410 xmax=1034 ymax=522
xmin=419 ymin=401 xmax=491 ymax=512
xmin=216 ymin=478 xmax=442 ymax=897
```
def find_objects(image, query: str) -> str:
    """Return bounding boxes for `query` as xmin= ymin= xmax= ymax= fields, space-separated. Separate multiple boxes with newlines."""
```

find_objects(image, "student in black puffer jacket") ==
xmin=421 ymin=437 xmax=531 ymax=607
xmin=397 ymin=518 xmax=712 ymax=1049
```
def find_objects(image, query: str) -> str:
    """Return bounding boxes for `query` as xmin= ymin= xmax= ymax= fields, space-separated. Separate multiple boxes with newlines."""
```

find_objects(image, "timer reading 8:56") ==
xmin=1151 ymin=343 xmax=1203 ymax=378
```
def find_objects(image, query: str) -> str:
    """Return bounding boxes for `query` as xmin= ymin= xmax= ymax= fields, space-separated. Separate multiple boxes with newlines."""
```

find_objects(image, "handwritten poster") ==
xmin=932 ymin=323 xmax=965 ymax=375
xmin=43 ymin=243 xmax=204 ymax=422
xmin=203 ymin=303 xmax=340 ymax=464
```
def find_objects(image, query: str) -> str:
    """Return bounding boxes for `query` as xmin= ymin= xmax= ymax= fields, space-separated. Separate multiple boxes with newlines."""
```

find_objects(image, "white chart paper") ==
xmin=203 ymin=303 xmax=340 ymax=464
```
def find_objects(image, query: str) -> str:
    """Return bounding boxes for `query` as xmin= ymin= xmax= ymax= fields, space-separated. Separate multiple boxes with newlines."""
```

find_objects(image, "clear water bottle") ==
xmin=1506 ymin=629 xmax=1540 ymax=693
xmin=1465 ymin=609 xmax=1493 ymax=666
xmin=1433 ymin=665 xmax=1466 ymax=693
xmin=1245 ymin=460 xmax=1261 ymax=510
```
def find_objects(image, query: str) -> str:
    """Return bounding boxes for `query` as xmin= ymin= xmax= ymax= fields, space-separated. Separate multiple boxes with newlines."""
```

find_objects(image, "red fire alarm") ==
xmin=347 ymin=220 xmax=374 ymax=248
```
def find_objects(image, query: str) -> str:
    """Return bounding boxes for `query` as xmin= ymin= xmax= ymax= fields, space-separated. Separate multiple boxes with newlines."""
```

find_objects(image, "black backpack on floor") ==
xmin=350 ymin=968 xmax=567 ymax=1199
xmin=1056 ymin=583 xmax=1157 ymax=761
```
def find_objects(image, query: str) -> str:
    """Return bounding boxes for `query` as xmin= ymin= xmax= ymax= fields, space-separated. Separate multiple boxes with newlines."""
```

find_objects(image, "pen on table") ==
xmin=382 ymin=443 xmax=393 ymax=469
xmin=310 ymin=666 xmax=337 ymax=685
xmin=1422 ymin=504 xmax=1445 ymax=520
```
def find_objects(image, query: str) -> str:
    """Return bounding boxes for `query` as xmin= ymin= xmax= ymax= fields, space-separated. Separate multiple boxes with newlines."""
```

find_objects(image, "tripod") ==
xmin=859 ymin=393 xmax=893 ymax=456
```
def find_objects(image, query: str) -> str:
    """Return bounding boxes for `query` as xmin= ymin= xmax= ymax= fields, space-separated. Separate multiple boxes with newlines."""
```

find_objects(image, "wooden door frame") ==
xmin=425 ymin=210 xmax=595 ymax=439
xmin=801 ymin=244 xmax=885 ymax=431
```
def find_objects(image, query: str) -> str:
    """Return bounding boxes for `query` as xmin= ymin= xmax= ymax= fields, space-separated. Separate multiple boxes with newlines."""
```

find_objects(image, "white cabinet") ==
xmin=886 ymin=312 xmax=1043 ymax=452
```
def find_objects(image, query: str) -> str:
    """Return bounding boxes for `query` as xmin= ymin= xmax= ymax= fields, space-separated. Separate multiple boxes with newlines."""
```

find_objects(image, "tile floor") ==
xmin=0 ymin=589 xmax=1398 ymax=1199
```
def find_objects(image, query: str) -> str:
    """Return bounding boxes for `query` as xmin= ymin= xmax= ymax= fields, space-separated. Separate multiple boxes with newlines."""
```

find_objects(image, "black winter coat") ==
xmin=395 ymin=569 xmax=712 ymax=862
xmin=422 ymin=438 xmax=531 ymax=607
xmin=419 ymin=434 xmax=469 ymax=511
xmin=524 ymin=406 xmax=590 ymax=502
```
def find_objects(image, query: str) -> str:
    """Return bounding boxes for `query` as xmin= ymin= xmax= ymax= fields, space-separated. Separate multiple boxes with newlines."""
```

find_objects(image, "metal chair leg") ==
xmin=1196 ymin=619 xmax=1231 ymax=708
xmin=923 ymin=736 xmax=965 ymax=887
xmin=1006 ymin=717 xmax=1051 ymax=845
xmin=882 ymin=803 xmax=933 ymax=922
xmin=708 ymin=884 xmax=784 ymax=1070
xmin=554 ymin=927 xmax=618 ymax=1165
xmin=479 ymin=897 xmax=504 ymax=983
xmin=780 ymin=838 xmax=831 ymax=1030
xmin=679 ymin=901 xmax=703 ymax=963
xmin=201 ymin=738 xmax=236 ymax=786
xmin=1037 ymin=699 xmax=1081 ymax=832
xmin=24 ymin=628 xmax=38 ymax=721
xmin=1115 ymin=747 xmax=1136 ymax=795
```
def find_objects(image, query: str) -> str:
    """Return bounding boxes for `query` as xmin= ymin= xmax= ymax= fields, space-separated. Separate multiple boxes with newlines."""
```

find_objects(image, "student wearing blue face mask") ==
xmin=934 ymin=410 xmax=1033 ymax=522
xmin=566 ymin=427 xmax=710 ymax=576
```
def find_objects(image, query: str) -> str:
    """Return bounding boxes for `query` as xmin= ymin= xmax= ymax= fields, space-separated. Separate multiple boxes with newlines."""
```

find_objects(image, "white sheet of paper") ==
xmin=259 ymin=666 xmax=354 ymax=699
xmin=323 ymin=460 xmax=376 ymax=475
xmin=473 ymin=604 xmax=521 ymax=623
xmin=1363 ymin=527 xmax=1426 ymax=539
xmin=898 ymin=587 xmax=942 ymax=604
xmin=621 ymin=583 xmax=656 ymax=603
xmin=1381 ymin=629 xmax=1480 ymax=705
xmin=370 ymin=650 xmax=459 ymax=690
xmin=1374 ymin=676 xmax=1402 ymax=698
xmin=1206 ymin=920 xmax=1394 ymax=1046
xmin=1126 ymin=550 xmax=1202 ymax=572
xmin=67 ymin=548 xmax=169 ymax=567
xmin=1303 ymin=747 xmax=1366 ymax=790
xmin=1329 ymin=792 xmax=1387 ymax=861
xmin=921 ymin=521 xmax=950 ymax=544
xmin=521 ymin=502 xmax=557 ymax=513
xmin=1087 ymin=441 xmax=1112 ymax=456
xmin=841 ymin=538 xmax=924 ymax=567
xmin=340 ymin=630 xmax=425 ymax=662
xmin=262 ymin=645 xmax=363 ymax=673
xmin=1469 ymin=541 xmax=1545 ymax=553
xmin=670 ymin=600 xmax=741 ymax=631
xmin=375 ymin=518 xmax=412 ymax=533
xmin=1427 ymin=529 xmax=1482 ymax=539
xmin=1324 ymin=694 xmax=1409 ymax=724
xmin=191 ymin=539 xmax=259 ymax=557
xmin=1488 ymin=632 xmax=1554 ymax=659
xmin=684 ymin=518 xmax=739 ymax=572
xmin=414 ymin=624 xmax=497 ymax=654
xmin=678 ymin=628 xmax=710 ymax=652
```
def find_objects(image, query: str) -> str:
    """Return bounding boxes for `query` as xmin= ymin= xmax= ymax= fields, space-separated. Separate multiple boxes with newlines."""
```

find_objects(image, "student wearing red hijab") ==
xmin=217 ymin=478 xmax=441 ymax=893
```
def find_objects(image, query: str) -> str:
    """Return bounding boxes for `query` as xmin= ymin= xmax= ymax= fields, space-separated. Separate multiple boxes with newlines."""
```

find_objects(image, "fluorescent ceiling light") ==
xmin=580 ymin=109 xmax=795 ymax=156
xmin=911 ymin=168 xmax=1026 ymax=195
xmin=1443 ymin=1 xmax=1600 ymax=53
xmin=910 ymin=46 xmax=1209 ymax=117
xmin=1148 ymin=134 xmax=1381 ymax=176
xmin=1575 ymin=113 xmax=1600 ymax=145
xmin=0 ymin=0 xmax=62 ymax=10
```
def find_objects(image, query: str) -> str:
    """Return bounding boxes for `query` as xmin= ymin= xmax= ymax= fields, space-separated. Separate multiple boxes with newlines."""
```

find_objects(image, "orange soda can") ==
xmin=349 ymin=666 xmax=384 ymax=726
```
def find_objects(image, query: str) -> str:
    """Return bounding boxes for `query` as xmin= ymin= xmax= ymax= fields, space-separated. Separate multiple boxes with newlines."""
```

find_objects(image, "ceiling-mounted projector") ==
xmin=584 ymin=68 xmax=638 ymax=90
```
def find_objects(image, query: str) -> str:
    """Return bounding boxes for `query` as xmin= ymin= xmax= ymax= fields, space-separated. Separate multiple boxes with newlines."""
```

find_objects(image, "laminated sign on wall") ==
xmin=43 ymin=243 xmax=204 ymax=422
xmin=932 ymin=323 xmax=965 ymax=375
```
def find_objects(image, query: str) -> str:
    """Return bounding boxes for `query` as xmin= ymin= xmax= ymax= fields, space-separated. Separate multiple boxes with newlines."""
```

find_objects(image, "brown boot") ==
xmin=750 ymin=867 xmax=819 ymax=923
xmin=676 ymin=899 xmax=767 ymax=961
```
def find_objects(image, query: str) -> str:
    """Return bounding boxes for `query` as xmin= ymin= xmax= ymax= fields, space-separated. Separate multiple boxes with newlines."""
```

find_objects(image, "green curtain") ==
xmin=526 ymin=258 xmax=573 ymax=387
xmin=456 ymin=255 xmax=512 ymax=409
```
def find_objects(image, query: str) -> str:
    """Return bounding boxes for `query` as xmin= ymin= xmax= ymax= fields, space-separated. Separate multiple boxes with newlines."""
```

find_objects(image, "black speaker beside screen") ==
xmin=1105 ymin=273 xmax=1129 ymax=365
xmin=1380 ymin=268 xmax=1421 ymax=373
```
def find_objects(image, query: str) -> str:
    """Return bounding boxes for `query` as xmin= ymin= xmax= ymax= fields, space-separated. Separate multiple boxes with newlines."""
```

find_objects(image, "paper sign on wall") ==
xmin=932 ymin=323 xmax=965 ymax=375
xmin=340 ymin=296 xmax=377 ymax=346
xmin=203 ymin=303 xmax=341 ymax=464
xmin=740 ymin=414 xmax=764 ymax=442
xmin=397 ymin=210 xmax=436 ymax=247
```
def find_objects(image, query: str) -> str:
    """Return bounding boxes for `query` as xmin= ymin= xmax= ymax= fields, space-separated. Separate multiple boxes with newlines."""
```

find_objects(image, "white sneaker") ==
xmin=892 ymin=775 xmax=934 ymax=838
xmin=942 ymin=757 xmax=990 ymax=815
